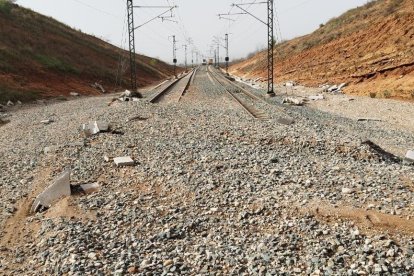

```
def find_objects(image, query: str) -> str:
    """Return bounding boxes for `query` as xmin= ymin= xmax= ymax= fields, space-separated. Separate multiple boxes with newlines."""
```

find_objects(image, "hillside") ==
xmin=230 ymin=0 xmax=414 ymax=100
xmin=0 ymin=0 xmax=175 ymax=103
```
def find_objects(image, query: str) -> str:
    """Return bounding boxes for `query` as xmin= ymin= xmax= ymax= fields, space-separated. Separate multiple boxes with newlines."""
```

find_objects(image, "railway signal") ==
xmin=225 ymin=33 xmax=229 ymax=75
xmin=170 ymin=35 xmax=178 ymax=78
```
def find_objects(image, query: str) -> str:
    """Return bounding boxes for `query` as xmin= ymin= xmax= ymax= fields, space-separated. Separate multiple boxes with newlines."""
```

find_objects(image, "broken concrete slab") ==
xmin=80 ymin=183 xmax=100 ymax=194
xmin=114 ymin=156 xmax=135 ymax=167
xmin=31 ymin=169 xmax=71 ymax=213
xmin=308 ymin=94 xmax=324 ymax=101
xmin=405 ymin=150 xmax=414 ymax=162
xmin=82 ymin=121 xmax=109 ymax=136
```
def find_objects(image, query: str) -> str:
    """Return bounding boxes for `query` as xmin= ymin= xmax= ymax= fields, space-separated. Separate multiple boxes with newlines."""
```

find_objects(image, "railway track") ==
xmin=207 ymin=66 xmax=269 ymax=120
xmin=149 ymin=68 xmax=197 ymax=103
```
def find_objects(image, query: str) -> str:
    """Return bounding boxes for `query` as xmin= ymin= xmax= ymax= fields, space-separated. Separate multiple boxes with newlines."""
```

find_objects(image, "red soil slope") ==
xmin=231 ymin=0 xmax=414 ymax=100
xmin=0 ymin=1 xmax=175 ymax=103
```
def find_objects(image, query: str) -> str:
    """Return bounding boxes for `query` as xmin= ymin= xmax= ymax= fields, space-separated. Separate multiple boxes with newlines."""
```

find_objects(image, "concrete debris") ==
xmin=285 ymin=81 xmax=296 ymax=87
xmin=80 ymin=183 xmax=100 ymax=194
xmin=327 ymin=85 xmax=338 ymax=92
xmin=7 ymin=100 xmax=14 ymax=106
xmin=104 ymin=155 xmax=110 ymax=162
xmin=17 ymin=100 xmax=22 ymax=105
xmin=338 ymin=83 xmax=347 ymax=90
xmin=41 ymin=119 xmax=54 ymax=125
xmin=119 ymin=90 xmax=143 ymax=102
xmin=282 ymin=97 xmax=305 ymax=106
xmin=405 ymin=150 xmax=414 ymax=162
xmin=114 ymin=156 xmax=135 ymax=167
xmin=277 ymin=117 xmax=295 ymax=125
xmin=31 ymin=168 xmax=71 ymax=213
xmin=82 ymin=121 xmax=109 ymax=136
xmin=308 ymin=94 xmax=325 ymax=101
xmin=92 ymin=82 xmax=105 ymax=93
xmin=70 ymin=92 xmax=80 ymax=97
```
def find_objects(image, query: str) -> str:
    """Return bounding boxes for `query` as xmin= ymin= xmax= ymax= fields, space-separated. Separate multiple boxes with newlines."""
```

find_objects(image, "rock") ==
xmin=70 ymin=92 xmax=80 ymax=97
xmin=80 ymin=183 xmax=100 ymax=194
xmin=114 ymin=157 xmax=135 ymax=167
xmin=342 ymin=188 xmax=353 ymax=194
xmin=31 ymin=168 xmax=71 ymax=213
xmin=17 ymin=101 xmax=22 ymax=105
xmin=7 ymin=100 xmax=14 ymax=106
xmin=163 ymin=259 xmax=173 ymax=267
xmin=127 ymin=266 xmax=137 ymax=273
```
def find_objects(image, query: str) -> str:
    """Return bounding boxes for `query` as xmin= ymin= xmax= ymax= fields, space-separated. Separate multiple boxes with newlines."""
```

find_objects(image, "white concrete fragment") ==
xmin=327 ymin=85 xmax=338 ymax=92
xmin=405 ymin=150 xmax=414 ymax=162
xmin=338 ymin=83 xmax=347 ymax=90
xmin=70 ymin=92 xmax=80 ymax=96
xmin=7 ymin=100 xmax=14 ymax=106
xmin=282 ymin=97 xmax=304 ymax=106
xmin=80 ymin=183 xmax=100 ymax=194
xmin=41 ymin=119 xmax=54 ymax=124
xmin=31 ymin=169 xmax=71 ymax=213
xmin=82 ymin=121 xmax=109 ymax=136
xmin=114 ymin=156 xmax=134 ymax=167
xmin=308 ymin=95 xmax=324 ymax=101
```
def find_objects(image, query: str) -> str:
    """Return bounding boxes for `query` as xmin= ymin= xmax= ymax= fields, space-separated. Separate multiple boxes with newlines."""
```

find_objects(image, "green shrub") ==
xmin=369 ymin=92 xmax=377 ymax=98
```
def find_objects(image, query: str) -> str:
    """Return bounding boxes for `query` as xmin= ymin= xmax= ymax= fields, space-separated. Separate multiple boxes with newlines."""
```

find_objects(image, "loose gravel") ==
xmin=1 ymin=66 xmax=414 ymax=275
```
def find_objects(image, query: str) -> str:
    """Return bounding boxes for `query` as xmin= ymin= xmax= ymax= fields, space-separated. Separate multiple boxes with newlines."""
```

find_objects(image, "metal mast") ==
xmin=267 ymin=0 xmax=275 ymax=96
xmin=127 ymin=0 xmax=137 ymax=91
xmin=183 ymin=44 xmax=188 ymax=70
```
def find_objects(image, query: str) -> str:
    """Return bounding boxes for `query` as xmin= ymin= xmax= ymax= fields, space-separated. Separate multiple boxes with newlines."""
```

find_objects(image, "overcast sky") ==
xmin=17 ymin=0 xmax=368 ymax=64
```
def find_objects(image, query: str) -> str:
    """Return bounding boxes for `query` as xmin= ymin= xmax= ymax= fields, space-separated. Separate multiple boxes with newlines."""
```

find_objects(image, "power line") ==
xmin=70 ymin=0 xmax=121 ymax=18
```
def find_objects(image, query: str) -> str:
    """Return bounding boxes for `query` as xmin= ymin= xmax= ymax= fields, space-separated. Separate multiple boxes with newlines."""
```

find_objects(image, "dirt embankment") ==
xmin=231 ymin=0 xmax=414 ymax=100
xmin=0 ymin=1 xmax=176 ymax=103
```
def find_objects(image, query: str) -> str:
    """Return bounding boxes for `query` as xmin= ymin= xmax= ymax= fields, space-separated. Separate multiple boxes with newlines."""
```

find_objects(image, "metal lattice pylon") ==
xmin=267 ymin=0 xmax=274 ymax=95
xmin=127 ymin=0 xmax=137 ymax=91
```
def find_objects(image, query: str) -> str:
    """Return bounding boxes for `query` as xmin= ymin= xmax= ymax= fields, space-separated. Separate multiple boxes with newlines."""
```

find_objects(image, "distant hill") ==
xmin=231 ymin=0 xmax=414 ymax=100
xmin=0 ymin=0 xmax=175 ymax=103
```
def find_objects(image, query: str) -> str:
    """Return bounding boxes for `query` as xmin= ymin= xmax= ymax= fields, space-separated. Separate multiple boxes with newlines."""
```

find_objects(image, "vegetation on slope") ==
xmin=0 ymin=0 xmax=175 ymax=103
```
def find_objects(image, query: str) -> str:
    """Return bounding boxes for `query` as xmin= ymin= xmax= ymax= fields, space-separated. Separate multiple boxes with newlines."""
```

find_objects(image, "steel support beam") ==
xmin=267 ymin=0 xmax=275 ymax=96
xmin=127 ymin=0 xmax=137 ymax=91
